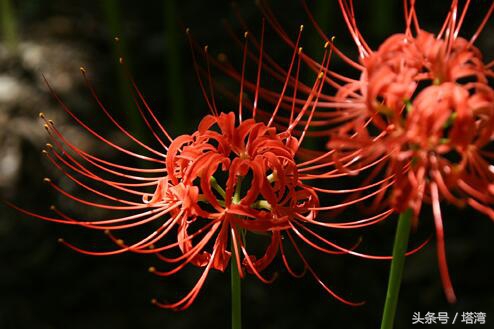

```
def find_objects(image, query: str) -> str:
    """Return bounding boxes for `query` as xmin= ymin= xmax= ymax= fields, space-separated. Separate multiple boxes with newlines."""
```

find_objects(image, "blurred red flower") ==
xmin=9 ymin=24 xmax=396 ymax=309
xmin=251 ymin=0 xmax=494 ymax=303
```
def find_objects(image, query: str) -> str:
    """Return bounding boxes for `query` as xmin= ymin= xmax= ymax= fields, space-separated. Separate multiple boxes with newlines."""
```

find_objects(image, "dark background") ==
xmin=0 ymin=1 xmax=493 ymax=328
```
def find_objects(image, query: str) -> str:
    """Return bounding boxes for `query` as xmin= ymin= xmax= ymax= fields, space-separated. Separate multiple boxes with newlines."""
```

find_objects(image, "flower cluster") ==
xmin=253 ymin=0 xmax=494 ymax=303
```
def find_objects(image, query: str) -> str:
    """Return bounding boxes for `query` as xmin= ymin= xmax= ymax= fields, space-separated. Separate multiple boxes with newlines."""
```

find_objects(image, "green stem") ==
xmin=233 ymin=176 xmax=243 ymax=204
xmin=0 ymin=0 xmax=19 ymax=51
xmin=231 ymin=176 xmax=243 ymax=329
xmin=230 ymin=240 xmax=242 ymax=329
xmin=380 ymin=208 xmax=413 ymax=329
xmin=210 ymin=176 xmax=226 ymax=199
xmin=251 ymin=200 xmax=271 ymax=210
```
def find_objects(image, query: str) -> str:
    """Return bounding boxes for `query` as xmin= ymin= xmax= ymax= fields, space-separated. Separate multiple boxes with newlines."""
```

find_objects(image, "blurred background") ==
xmin=0 ymin=1 xmax=492 ymax=328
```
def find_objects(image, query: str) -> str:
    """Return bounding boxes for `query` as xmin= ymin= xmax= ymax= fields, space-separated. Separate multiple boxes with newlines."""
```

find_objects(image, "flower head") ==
xmin=252 ymin=0 xmax=494 ymax=303
xmin=165 ymin=111 xmax=316 ymax=230
xmin=10 ymin=23 xmax=390 ymax=309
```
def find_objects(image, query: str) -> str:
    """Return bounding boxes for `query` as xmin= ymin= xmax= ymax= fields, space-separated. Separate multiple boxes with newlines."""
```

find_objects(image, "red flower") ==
xmin=250 ymin=0 xmax=494 ymax=303
xmin=150 ymin=111 xmax=324 ymax=309
xmin=9 ymin=25 xmax=405 ymax=309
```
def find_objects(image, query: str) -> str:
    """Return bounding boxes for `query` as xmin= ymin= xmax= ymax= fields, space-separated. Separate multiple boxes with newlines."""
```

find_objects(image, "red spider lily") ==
xmin=244 ymin=0 xmax=494 ymax=303
xmin=7 ymin=23 xmax=428 ymax=310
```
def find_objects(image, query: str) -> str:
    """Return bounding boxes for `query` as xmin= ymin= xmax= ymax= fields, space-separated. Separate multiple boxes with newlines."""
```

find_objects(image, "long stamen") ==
xmin=430 ymin=182 xmax=457 ymax=303
xmin=80 ymin=68 xmax=166 ymax=157
xmin=267 ymin=25 xmax=304 ymax=127
xmin=238 ymin=31 xmax=249 ymax=123
xmin=252 ymin=18 xmax=265 ymax=120
xmin=469 ymin=0 xmax=494 ymax=46
xmin=287 ymin=231 xmax=365 ymax=306
xmin=40 ymin=82 xmax=164 ymax=163
xmin=186 ymin=28 xmax=217 ymax=116
xmin=204 ymin=45 xmax=220 ymax=117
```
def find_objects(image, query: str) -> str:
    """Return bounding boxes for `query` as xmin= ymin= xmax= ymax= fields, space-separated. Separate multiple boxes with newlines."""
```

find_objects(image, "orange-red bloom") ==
xmin=148 ymin=111 xmax=324 ymax=309
xmin=251 ymin=0 xmax=494 ymax=303
xmin=10 ymin=24 xmax=404 ymax=309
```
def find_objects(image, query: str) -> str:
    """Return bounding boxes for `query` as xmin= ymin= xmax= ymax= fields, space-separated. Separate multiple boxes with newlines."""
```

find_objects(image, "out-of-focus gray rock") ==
xmin=0 ymin=40 xmax=94 ymax=192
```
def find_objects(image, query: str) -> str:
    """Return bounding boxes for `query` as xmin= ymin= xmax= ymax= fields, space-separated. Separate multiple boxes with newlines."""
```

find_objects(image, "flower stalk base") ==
xmin=231 ymin=239 xmax=242 ymax=329
xmin=380 ymin=209 xmax=413 ymax=329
